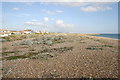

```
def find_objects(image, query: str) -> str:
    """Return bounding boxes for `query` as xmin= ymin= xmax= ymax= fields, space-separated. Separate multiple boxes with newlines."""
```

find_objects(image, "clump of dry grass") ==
xmin=80 ymin=41 xmax=85 ymax=43
xmin=2 ymin=47 xmax=7 ymax=51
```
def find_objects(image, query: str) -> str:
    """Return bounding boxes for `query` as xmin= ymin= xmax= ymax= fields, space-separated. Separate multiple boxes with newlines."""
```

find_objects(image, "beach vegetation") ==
xmin=20 ymin=40 xmax=33 ymax=45
xmin=80 ymin=41 xmax=85 ymax=43
xmin=2 ymin=51 xmax=15 ymax=56
xmin=44 ymin=40 xmax=53 ymax=46
xmin=94 ymin=40 xmax=100 ymax=42
xmin=3 ymin=52 xmax=37 ymax=60
xmin=11 ymin=42 xmax=20 ymax=46
xmin=86 ymin=47 xmax=103 ymax=50
xmin=2 ymin=47 xmax=7 ymax=51
xmin=101 ymin=45 xmax=113 ymax=47
xmin=30 ymin=53 xmax=55 ymax=60
xmin=33 ymin=38 xmax=41 ymax=42
xmin=0 ymin=39 xmax=6 ymax=42
xmin=3 ymin=55 xmax=28 ymax=60
xmin=40 ymin=47 xmax=73 ymax=53
xmin=1 ymin=33 xmax=42 ymax=41
xmin=28 ymin=48 xmax=35 ymax=51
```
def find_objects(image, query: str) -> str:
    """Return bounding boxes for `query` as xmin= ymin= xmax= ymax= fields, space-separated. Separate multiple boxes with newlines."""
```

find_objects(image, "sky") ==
xmin=1 ymin=2 xmax=118 ymax=33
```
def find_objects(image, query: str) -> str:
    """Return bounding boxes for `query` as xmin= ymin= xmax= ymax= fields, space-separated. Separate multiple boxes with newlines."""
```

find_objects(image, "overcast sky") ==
xmin=2 ymin=2 xmax=118 ymax=33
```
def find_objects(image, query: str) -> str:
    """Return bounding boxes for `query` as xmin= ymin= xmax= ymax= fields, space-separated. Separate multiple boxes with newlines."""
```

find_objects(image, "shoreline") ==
xmin=88 ymin=35 xmax=119 ymax=41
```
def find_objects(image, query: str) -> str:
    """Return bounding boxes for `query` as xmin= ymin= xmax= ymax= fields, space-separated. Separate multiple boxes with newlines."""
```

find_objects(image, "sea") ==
xmin=91 ymin=34 xmax=120 ymax=40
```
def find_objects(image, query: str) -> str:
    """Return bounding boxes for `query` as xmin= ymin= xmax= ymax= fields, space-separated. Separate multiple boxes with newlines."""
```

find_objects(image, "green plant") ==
xmin=20 ymin=46 xmax=29 ymax=48
xmin=80 ymin=41 xmax=85 ymax=43
xmin=20 ymin=40 xmax=33 ymax=45
xmin=33 ymin=38 xmax=41 ymax=42
xmin=2 ymin=51 xmax=15 ymax=56
xmin=15 ymin=50 xmax=22 ymax=53
xmin=44 ymin=40 xmax=53 ymax=46
xmin=40 ymin=49 xmax=52 ymax=53
xmin=54 ymin=36 xmax=62 ymax=41
xmin=30 ymin=53 xmax=48 ymax=60
xmin=24 ymin=52 xmax=35 ymax=57
xmin=80 ymin=39 xmax=84 ymax=41
xmin=0 ymin=39 xmax=6 ymax=42
xmin=3 ymin=52 xmax=36 ymax=60
xmin=53 ymin=40 xmax=64 ymax=44
xmin=28 ymin=48 xmax=35 ymax=51
xmin=40 ymin=47 xmax=73 ymax=53
xmin=101 ymin=45 xmax=113 ymax=47
xmin=30 ymin=53 xmax=55 ymax=60
xmin=86 ymin=47 xmax=103 ymax=50
xmin=11 ymin=42 xmax=19 ymax=46
xmin=2 ymin=47 xmax=7 ymax=51
xmin=94 ymin=40 xmax=100 ymax=41
xmin=32 ymin=41 xmax=40 ymax=45
xmin=58 ymin=47 xmax=73 ymax=52
xmin=3 ymin=55 xmax=27 ymax=60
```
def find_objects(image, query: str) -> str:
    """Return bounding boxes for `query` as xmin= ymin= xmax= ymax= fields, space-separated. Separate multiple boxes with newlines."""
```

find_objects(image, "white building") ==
xmin=23 ymin=29 xmax=34 ymax=34
xmin=35 ymin=30 xmax=49 ymax=34
xmin=0 ymin=29 xmax=11 ymax=37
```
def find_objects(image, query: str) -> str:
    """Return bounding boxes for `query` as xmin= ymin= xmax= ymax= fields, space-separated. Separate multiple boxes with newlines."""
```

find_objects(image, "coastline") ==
xmin=87 ymin=35 xmax=119 ymax=41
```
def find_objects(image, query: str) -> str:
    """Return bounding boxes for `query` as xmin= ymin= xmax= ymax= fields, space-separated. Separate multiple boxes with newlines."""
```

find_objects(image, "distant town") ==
xmin=0 ymin=29 xmax=49 ymax=37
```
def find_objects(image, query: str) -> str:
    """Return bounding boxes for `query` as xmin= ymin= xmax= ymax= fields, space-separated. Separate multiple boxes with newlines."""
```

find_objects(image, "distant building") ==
xmin=0 ymin=33 xmax=9 ymax=37
xmin=11 ymin=31 xmax=22 ymax=35
xmin=35 ymin=30 xmax=49 ymax=34
xmin=0 ymin=29 xmax=10 ymax=33
xmin=0 ymin=29 xmax=49 ymax=37
xmin=0 ymin=29 xmax=11 ymax=37
xmin=35 ymin=31 xmax=42 ymax=33
xmin=23 ymin=29 xmax=34 ymax=34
